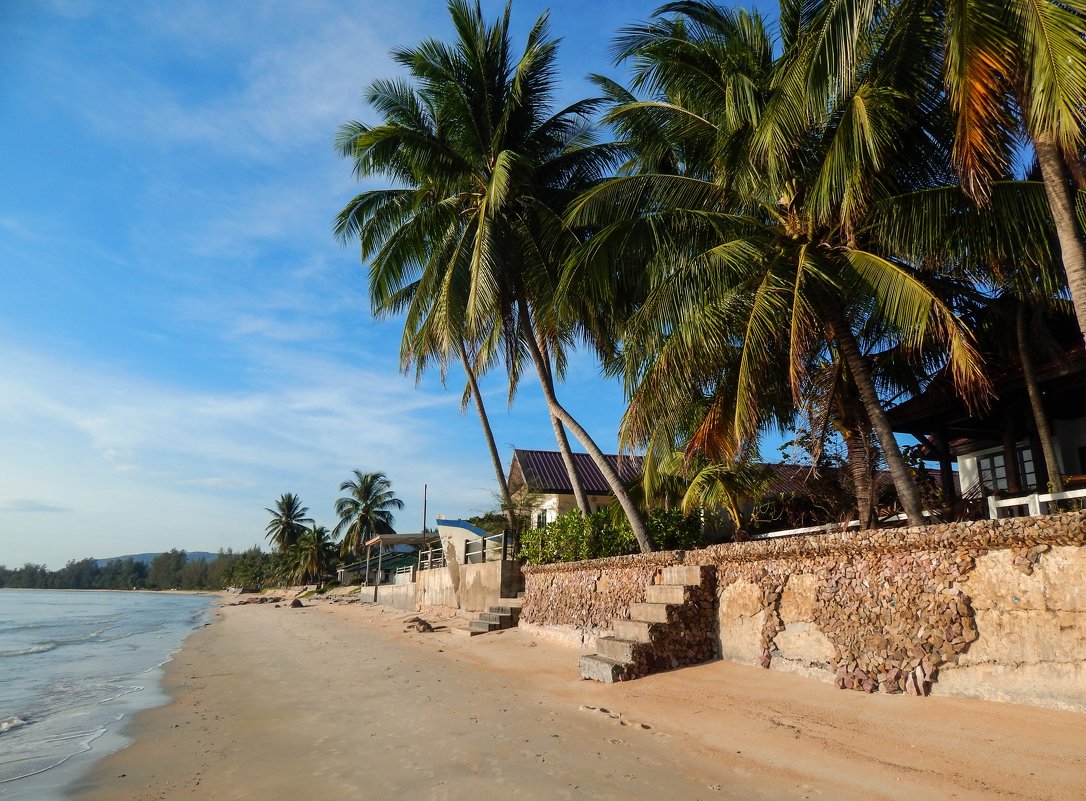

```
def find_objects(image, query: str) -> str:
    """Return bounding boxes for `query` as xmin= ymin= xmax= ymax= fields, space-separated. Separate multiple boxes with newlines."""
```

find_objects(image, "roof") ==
xmin=362 ymin=532 xmax=440 ymax=548
xmin=508 ymin=450 xmax=959 ymax=498
xmin=888 ymin=319 xmax=1086 ymax=441
xmin=761 ymin=462 xmax=960 ymax=495
xmin=509 ymin=449 xmax=643 ymax=495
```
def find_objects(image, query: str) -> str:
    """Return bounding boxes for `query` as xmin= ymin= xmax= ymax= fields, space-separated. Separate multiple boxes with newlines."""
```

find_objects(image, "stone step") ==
xmin=629 ymin=602 xmax=673 ymax=623
xmin=580 ymin=653 xmax=628 ymax=683
xmin=613 ymin=619 xmax=656 ymax=643
xmin=489 ymin=604 xmax=522 ymax=617
xmin=452 ymin=626 xmax=484 ymax=637
xmin=479 ymin=612 xmax=512 ymax=626
xmin=660 ymin=565 xmax=710 ymax=586
xmin=468 ymin=619 xmax=499 ymax=633
xmin=645 ymin=584 xmax=687 ymax=605
xmin=597 ymin=636 xmax=647 ymax=663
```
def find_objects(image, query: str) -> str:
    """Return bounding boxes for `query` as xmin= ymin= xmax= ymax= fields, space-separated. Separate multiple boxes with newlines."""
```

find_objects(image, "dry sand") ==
xmin=69 ymin=599 xmax=1086 ymax=801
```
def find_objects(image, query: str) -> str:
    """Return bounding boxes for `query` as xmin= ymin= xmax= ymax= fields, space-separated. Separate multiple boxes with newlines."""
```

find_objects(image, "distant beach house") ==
xmin=888 ymin=328 xmax=1086 ymax=501
xmin=507 ymin=448 xmax=643 ymax=528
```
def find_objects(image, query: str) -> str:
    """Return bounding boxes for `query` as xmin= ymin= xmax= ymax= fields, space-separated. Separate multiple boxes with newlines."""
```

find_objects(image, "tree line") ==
xmin=0 ymin=548 xmax=275 ymax=591
xmin=334 ymin=0 xmax=1086 ymax=548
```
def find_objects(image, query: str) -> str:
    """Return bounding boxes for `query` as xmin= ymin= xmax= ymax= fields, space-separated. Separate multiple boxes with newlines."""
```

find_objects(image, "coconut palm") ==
xmin=762 ymin=0 xmax=1086 ymax=342
xmin=566 ymin=2 xmax=991 ymax=526
xmin=334 ymin=471 xmax=404 ymax=560
xmin=937 ymin=0 xmax=1086 ymax=344
xmin=333 ymin=0 xmax=654 ymax=550
xmin=264 ymin=493 xmax=313 ymax=553
xmin=289 ymin=525 xmax=337 ymax=585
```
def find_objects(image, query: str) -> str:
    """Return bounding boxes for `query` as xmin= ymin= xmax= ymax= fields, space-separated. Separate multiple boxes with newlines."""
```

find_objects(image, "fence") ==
xmin=418 ymin=543 xmax=447 ymax=571
xmin=463 ymin=532 xmax=512 ymax=564
xmin=988 ymin=487 xmax=1086 ymax=519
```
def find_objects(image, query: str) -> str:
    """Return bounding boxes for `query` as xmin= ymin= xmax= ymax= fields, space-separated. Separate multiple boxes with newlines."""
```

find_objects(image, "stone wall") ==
xmin=521 ymin=512 xmax=1086 ymax=710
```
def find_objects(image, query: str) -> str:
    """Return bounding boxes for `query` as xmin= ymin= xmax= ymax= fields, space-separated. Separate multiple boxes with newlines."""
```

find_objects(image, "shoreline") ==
xmin=69 ymin=599 xmax=1086 ymax=800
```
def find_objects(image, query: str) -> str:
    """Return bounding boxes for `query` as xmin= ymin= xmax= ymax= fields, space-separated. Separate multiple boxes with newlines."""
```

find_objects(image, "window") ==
xmin=1018 ymin=447 xmax=1037 ymax=488
xmin=535 ymin=510 xmax=548 ymax=530
xmin=976 ymin=447 xmax=1037 ymax=491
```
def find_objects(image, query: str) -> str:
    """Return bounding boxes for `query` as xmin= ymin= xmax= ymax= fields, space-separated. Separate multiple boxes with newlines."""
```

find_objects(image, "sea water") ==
xmin=0 ymin=589 xmax=214 ymax=799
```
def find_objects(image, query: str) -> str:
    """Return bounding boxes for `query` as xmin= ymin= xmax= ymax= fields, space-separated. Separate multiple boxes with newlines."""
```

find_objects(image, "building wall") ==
xmin=1054 ymin=417 xmax=1086 ymax=474
xmin=522 ymin=511 xmax=1086 ymax=711
xmin=532 ymin=493 xmax=622 ymax=527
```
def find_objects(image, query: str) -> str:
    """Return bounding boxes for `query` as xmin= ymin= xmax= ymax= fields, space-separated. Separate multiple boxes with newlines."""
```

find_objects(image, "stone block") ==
xmin=629 ymin=602 xmax=672 ymax=623
xmin=613 ymin=619 xmax=654 ymax=643
xmin=645 ymin=584 xmax=687 ymax=604
xmin=774 ymin=622 xmax=834 ymax=666
xmin=962 ymin=550 xmax=1046 ymax=611
xmin=580 ymin=654 xmax=627 ymax=683
xmin=661 ymin=565 xmax=709 ymax=586
xmin=1040 ymin=547 xmax=1086 ymax=612
xmin=719 ymin=579 xmax=762 ymax=619
xmin=779 ymin=573 xmax=819 ymax=624
xmin=597 ymin=636 xmax=645 ymax=663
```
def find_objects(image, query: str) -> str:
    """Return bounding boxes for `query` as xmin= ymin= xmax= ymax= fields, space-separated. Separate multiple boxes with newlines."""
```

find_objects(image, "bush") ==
xmin=519 ymin=508 xmax=703 ymax=565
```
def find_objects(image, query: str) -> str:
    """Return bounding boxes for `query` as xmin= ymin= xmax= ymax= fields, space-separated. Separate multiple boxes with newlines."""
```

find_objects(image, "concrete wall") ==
xmin=522 ymin=511 xmax=1086 ymax=711
xmin=416 ymin=565 xmax=458 ymax=609
xmin=374 ymin=582 xmax=417 ymax=611
xmin=458 ymin=560 xmax=522 ymax=613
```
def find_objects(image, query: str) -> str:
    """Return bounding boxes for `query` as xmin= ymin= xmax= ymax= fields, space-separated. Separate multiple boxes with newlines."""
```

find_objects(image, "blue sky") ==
xmin=5 ymin=0 xmax=793 ymax=568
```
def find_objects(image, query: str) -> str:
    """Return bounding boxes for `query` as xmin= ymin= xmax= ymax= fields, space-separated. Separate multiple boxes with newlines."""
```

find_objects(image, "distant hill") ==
xmin=94 ymin=551 xmax=219 ymax=568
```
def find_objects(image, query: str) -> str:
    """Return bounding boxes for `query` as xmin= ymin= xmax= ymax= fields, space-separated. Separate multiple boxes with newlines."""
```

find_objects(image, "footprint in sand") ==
xmin=578 ymin=704 xmax=651 ymax=730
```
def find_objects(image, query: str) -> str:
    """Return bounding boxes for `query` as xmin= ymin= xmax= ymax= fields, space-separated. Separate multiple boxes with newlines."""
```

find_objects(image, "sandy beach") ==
xmin=68 ymin=599 xmax=1086 ymax=801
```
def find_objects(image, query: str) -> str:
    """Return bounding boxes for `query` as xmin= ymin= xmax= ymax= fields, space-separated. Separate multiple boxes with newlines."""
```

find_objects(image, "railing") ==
xmin=987 ymin=488 xmax=1086 ymax=519
xmin=463 ymin=532 xmax=512 ymax=564
xmin=750 ymin=512 xmax=930 ymax=540
xmin=418 ymin=543 xmax=447 ymax=571
xmin=393 ymin=564 xmax=416 ymax=584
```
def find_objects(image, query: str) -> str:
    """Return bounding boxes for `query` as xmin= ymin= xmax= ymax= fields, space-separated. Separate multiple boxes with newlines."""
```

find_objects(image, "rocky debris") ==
xmin=229 ymin=596 xmax=283 ymax=606
xmin=403 ymin=616 xmax=435 ymax=633
xmin=289 ymin=599 xmax=304 ymax=608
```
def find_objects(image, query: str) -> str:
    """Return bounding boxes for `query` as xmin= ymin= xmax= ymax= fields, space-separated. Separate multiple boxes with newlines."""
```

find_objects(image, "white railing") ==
xmin=418 ymin=544 xmax=447 ymax=571
xmin=463 ymin=532 xmax=511 ymax=563
xmin=750 ymin=512 xmax=928 ymax=540
xmin=987 ymin=488 xmax=1086 ymax=519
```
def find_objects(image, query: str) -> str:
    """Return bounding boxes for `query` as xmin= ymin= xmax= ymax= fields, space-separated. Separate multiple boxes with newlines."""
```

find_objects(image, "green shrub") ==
xmin=519 ymin=508 xmax=704 ymax=564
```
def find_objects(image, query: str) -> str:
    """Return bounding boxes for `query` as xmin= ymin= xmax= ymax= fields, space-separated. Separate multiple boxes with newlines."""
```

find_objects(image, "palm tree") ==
xmin=566 ymin=2 xmax=990 ymax=526
xmin=264 ymin=493 xmax=313 ymax=553
xmin=334 ymin=471 xmax=404 ymax=561
xmin=289 ymin=526 xmax=337 ymax=585
xmin=935 ymin=0 xmax=1086 ymax=345
xmin=333 ymin=0 xmax=654 ymax=551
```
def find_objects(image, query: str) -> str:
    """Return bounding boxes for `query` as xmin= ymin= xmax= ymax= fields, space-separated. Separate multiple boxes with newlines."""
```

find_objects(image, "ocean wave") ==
xmin=0 ymin=644 xmax=57 ymax=658
xmin=0 ymin=716 xmax=28 ymax=734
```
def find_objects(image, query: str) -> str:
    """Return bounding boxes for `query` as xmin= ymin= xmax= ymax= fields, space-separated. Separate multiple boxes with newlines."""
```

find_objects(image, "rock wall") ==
xmin=522 ymin=512 xmax=1086 ymax=710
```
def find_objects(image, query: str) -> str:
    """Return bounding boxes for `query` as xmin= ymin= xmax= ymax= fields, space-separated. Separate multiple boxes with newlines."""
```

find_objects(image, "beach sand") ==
xmin=69 ymin=599 xmax=1086 ymax=801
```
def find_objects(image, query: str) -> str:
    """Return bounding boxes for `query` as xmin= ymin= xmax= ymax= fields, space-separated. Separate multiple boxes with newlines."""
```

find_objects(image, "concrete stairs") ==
xmin=453 ymin=597 xmax=523 ymax=637
xmin=580 ymin=565 xmax=716 ymax=683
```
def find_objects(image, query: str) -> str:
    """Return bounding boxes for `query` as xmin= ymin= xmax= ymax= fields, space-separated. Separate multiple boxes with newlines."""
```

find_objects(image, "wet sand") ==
xmin=69 ymin=599 xmax=1086 ymax=800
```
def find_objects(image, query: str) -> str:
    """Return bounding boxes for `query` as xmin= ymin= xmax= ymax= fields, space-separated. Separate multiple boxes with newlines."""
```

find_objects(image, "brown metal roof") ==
xmin=510 ymin=449 xmax=643 ymax=495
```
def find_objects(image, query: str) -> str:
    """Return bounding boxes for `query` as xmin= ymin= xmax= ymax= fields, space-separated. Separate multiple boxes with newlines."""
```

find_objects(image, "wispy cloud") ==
xmin=0 ymin=499 xmax=71 ymax=513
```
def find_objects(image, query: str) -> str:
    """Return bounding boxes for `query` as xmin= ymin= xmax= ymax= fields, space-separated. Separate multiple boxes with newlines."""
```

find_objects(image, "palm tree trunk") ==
xmin=830 ymin=310 xmax=926 ymax=526
xmin=549 ymin=414 xmax=593 ymax=515
xmin=1036 ymin=138 xmax=1086 ymax=346
xmin=517 ymin=299 xmax=654 ymax=552
xmin=456 ymin=339 xmax=519 ymax=534
xmin=841 ymin=424 xmax=876 ymax=529
xmin=1016 ymin=302 xmax=1065 ymax=493
xmin=536 ymin=342 xmax=592 ymax=515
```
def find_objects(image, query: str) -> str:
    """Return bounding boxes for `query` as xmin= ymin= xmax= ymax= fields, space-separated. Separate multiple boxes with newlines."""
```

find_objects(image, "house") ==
xmin=507 ymin=448 xmax=643 ymax=528
xmin=888 ymin=327 xmax=1086 ymax=499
